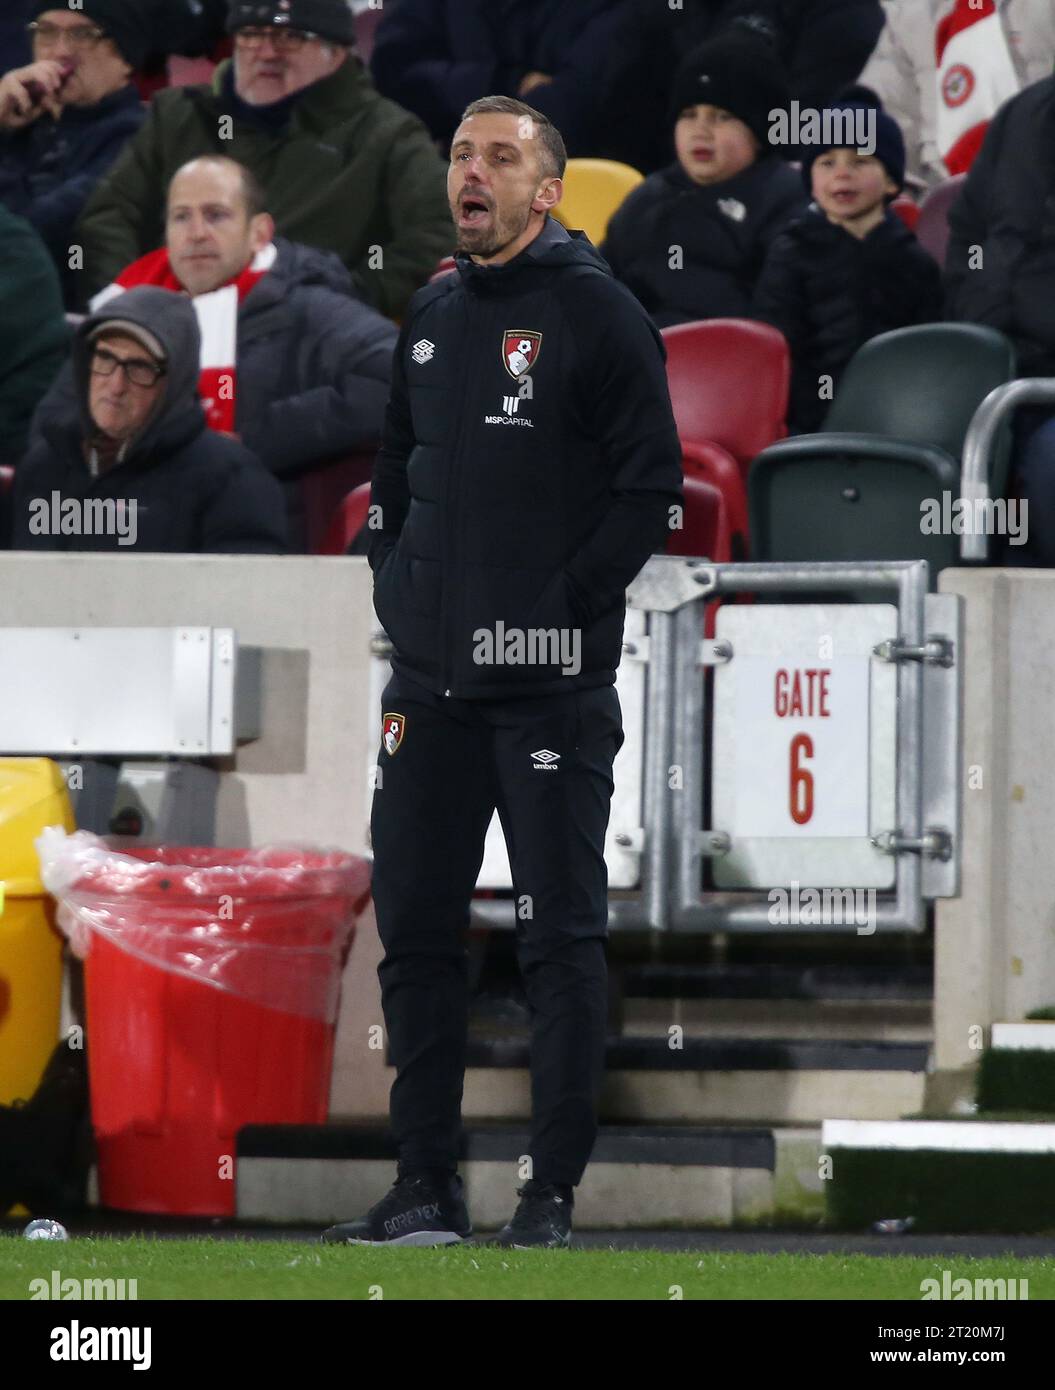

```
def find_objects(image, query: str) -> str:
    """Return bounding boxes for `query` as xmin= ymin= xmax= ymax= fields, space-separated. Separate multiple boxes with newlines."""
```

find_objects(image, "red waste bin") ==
xmin=44 ymin=840 xmax=371 ymax=1217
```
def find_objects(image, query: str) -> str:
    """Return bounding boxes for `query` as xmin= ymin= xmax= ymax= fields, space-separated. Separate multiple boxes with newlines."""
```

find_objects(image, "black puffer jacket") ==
xmin=946 ymin=75 xmax=1055 ymax=377
xmin=13 ymin=287 xmax=288 ymax=554
xmin=0 ymin=85 xmax=145 ymax=309
xmin=612 ymin=0 xmax=885 ymax=172
xmin=236 ymin=238 xmax=398 ymax=475
xmin=754 ymin=205 xmax=943 ymax=431
xmin=369 ymin=216 xmax=683 ymax=699
xmin=602 ymin=158 xmax=808 ymax=328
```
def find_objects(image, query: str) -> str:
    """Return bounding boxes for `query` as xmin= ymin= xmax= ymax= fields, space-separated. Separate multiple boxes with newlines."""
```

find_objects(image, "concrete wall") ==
xmin=936 ymin=569 xmax=1055 ymax=1073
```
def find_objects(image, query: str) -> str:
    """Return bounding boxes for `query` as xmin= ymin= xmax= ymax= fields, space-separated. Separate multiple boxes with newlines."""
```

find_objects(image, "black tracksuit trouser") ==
xmin=370 ymin=666 xmax=624 ymax=1189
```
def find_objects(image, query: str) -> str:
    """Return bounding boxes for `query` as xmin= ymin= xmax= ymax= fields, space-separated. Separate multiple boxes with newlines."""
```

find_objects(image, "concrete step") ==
xmin=621 ymin=998 xmax=933 ymax=1043
xmin=236 ymin=1122 xmax=826 ymax=1229
xmin=454 ymin=1038 xmax=930 ymax=1125
xmin=619 ymin=962 xmax=933 ymax=1002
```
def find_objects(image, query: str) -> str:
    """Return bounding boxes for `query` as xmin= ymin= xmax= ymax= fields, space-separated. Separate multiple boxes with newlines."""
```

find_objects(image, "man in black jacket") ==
xmin=322 ymin=96 xmax=683 ymax=1249
xmin=0 ymin=1 xmax=147 ymax=308
xmin=945 ymin=74 xmax=1055 ymax=563
xmin=12 ymin=285 xmax=287 ymax=553
xmin=369 ymin=0 xmax=631 ymax=159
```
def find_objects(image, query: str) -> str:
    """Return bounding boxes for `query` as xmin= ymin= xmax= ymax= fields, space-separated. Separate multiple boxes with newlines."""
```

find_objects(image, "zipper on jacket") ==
xmin=440 ymin=303 xmax=475 ymax=697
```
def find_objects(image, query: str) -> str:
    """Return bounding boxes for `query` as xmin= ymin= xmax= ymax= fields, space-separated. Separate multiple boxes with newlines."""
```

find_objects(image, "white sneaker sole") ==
xmin=339 ymin=1230 xmax=469 ymax=1247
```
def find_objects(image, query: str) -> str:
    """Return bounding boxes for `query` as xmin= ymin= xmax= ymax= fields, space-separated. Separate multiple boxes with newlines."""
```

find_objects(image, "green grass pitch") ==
xmin=1 ymin=1238 xmax=1053 ymax=1300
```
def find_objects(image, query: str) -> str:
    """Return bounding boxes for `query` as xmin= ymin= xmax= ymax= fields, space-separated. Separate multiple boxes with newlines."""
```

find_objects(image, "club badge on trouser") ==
xmin=503 ymin=330 xmax=542 ymax=379
xmin=382 ymin=712 xmax=405 ymax=756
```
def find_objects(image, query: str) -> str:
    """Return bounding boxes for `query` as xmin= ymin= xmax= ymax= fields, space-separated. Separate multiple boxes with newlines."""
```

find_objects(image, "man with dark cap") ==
xmin=601 ymin=31 xmax=807 ymax=327
xmin=12 ymin=285 xmax=288 ymax=553
xmin=76 ymin=0 xmax=453 ymax=319
xmin=0 ymin=2 xmax=147 ymax=307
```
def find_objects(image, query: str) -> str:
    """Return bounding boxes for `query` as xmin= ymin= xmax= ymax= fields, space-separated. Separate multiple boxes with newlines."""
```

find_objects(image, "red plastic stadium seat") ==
xmin=661 ymin=319 xmax=789 ymax=473
xmin=666 ymin=475 xmax=730 ymax=563
xmin=302 ymin=453 xmax=375 ymax=554
xmin=680 ymin=439 xmax=749 ymax=558
xmin=890 ymin=195 xmax=920 ymax=231
xmin=0 ymin=465 xmax=13 ymax=497
xmin=916 ymin=174 xmax=967 ymax=268
xmin=318 ymin=482 xmax=372 ymax=557
xmin=355 ymin=7 xmax=384 ymax=63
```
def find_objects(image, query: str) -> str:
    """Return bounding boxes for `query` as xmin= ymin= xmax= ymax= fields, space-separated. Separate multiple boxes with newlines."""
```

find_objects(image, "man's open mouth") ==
xmin=459 ymin=196 xmax=492 ymax=227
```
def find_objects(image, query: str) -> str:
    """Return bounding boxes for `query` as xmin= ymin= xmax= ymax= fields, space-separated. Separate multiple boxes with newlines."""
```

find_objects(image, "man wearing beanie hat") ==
xmin=12 ymin=285 xmax=288 ymax=553
xmin=601 ymin=33 xmax=807 ymax=328
xmin=754 ymin=96 xmax=941 ymax=433
xmin=0 ymin=2 xmax=147 ymax=308
xmin=76 ymin=0 xmax=452 ymax=318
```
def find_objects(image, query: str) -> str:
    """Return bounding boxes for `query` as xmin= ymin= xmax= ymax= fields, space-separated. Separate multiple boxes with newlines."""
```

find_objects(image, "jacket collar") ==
xmin=455 ymin=214 xmax=571 ymax=291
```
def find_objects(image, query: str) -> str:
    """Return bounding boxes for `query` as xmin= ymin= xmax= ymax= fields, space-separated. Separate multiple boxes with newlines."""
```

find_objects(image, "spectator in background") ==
xmin=0 ymin=0 xmax=35 ymax=76
xmin=76 ymin=0 xmax=453 ymax=319
xmin=614 ymin=0 xmax=885 ymax=174
xmin=13 ymin=286 xmax=288 ymax=554
xmin=946 ymin=69 xmax=1055 ymax=565
xmin=369 ymin=0 xmax=629 ymax=159
xmin=601 ymin=33 xmax=806 ymax=328
xmin=860 ymin=0 xmax=1055 ymax=195
xmin=87 ymin=155 xmax=398 ymax=549
xmin=0 ymin=205 xmax=68 ymax=469
xmin=0 ymin=1 xmax=147 ymax=308
xmin=754 ymin=99 xmax=942 ymax=433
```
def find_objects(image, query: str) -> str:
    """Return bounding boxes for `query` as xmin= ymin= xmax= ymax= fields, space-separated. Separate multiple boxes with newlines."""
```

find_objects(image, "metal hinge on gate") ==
xmin=621 ymin=637 xmax=651 ymax=662
xmin=370 ymin=633 xmax=393 ymax=657
xmin=871 ymin=828 xmax=953 ymax=861
xmin=872 ymin=635 xmax=954 ymax=667
xmin=698 ymin=830 xmax=732 ymax=856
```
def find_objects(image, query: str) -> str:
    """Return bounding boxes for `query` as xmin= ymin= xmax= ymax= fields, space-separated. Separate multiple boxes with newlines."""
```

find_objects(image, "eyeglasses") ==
xmin=27 ymin=20 xmax=107 ymax=49
xmin=234 ymin=26 xmax=320 ymax=53
xmin=90 ymin=347 xmax=166 ymax=388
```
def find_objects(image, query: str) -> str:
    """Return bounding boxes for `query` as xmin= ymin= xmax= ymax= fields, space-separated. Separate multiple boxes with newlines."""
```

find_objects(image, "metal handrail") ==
xmin=960 ymin=378 xmax=1055 ymax=561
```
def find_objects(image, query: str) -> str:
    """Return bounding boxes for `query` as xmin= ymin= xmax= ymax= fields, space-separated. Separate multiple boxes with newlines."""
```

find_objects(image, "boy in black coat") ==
xmin=601 ymin=32 xmax=807 ymax=329
xmin=753 ymin=99 xmax=942 ymax=433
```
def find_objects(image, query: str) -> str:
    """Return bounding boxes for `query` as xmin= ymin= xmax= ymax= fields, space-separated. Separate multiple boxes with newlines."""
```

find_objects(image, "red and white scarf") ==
xmin=935 ymin=0 xmax=1020 ymax=176
xmin=90 ymin=243 xmax=278 ymax=433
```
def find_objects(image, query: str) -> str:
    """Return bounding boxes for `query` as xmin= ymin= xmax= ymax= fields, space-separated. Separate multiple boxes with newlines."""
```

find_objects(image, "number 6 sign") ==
xmin=710 ymin=605 xmax=898 ymax=889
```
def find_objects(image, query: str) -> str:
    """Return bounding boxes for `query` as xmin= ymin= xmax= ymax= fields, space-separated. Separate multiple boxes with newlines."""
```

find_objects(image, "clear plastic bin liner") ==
xmin=35 ymin=828 xmax=372 ymax=1023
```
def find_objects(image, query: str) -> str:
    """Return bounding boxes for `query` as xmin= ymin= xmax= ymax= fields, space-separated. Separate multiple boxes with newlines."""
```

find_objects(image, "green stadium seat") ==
xmin=747 ymin=323 xmax=1016 ymax=578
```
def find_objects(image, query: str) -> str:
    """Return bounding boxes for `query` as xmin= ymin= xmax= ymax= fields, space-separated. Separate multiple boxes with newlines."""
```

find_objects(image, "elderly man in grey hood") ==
xmin=13 ymin=285 xmax=288 ymax=552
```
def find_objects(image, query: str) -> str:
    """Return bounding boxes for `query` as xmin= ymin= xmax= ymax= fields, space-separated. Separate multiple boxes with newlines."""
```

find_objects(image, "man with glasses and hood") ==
xmin=12 ymin=285 xmax=288 ymax=553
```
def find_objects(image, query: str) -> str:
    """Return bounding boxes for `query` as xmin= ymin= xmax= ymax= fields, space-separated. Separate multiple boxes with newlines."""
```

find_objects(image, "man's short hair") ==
xmin=168 ymin=156 xmax=269 ymax=221
xmin=459 ymin=97 xmax=567 ymax=181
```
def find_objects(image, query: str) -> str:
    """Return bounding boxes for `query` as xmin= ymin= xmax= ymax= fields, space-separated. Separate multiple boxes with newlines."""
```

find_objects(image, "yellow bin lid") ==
xmin=0 ymin=758 xmax=76 ymax=899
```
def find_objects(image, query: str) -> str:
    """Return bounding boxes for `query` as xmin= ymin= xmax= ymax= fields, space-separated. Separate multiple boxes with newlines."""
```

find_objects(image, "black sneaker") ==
xmin=490 ymin=1180 xmax=573 ymax=1248
xmin=319 ymin=1172 xmax=472 ymax=1246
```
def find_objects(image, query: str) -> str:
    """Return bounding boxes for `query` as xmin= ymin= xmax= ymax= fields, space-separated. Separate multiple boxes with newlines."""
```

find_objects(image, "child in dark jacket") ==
xmin=753 ymin=99 xmax=942 ymax=433
xmin=601 ymin=32 xmax=807 ymax=329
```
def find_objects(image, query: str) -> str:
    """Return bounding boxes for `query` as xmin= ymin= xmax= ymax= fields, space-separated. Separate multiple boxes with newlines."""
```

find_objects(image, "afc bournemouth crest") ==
xmin=382 ymin=712 xmax=405 ymax=756
xmin=503 ymin=330 xmax=542 ymax=379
